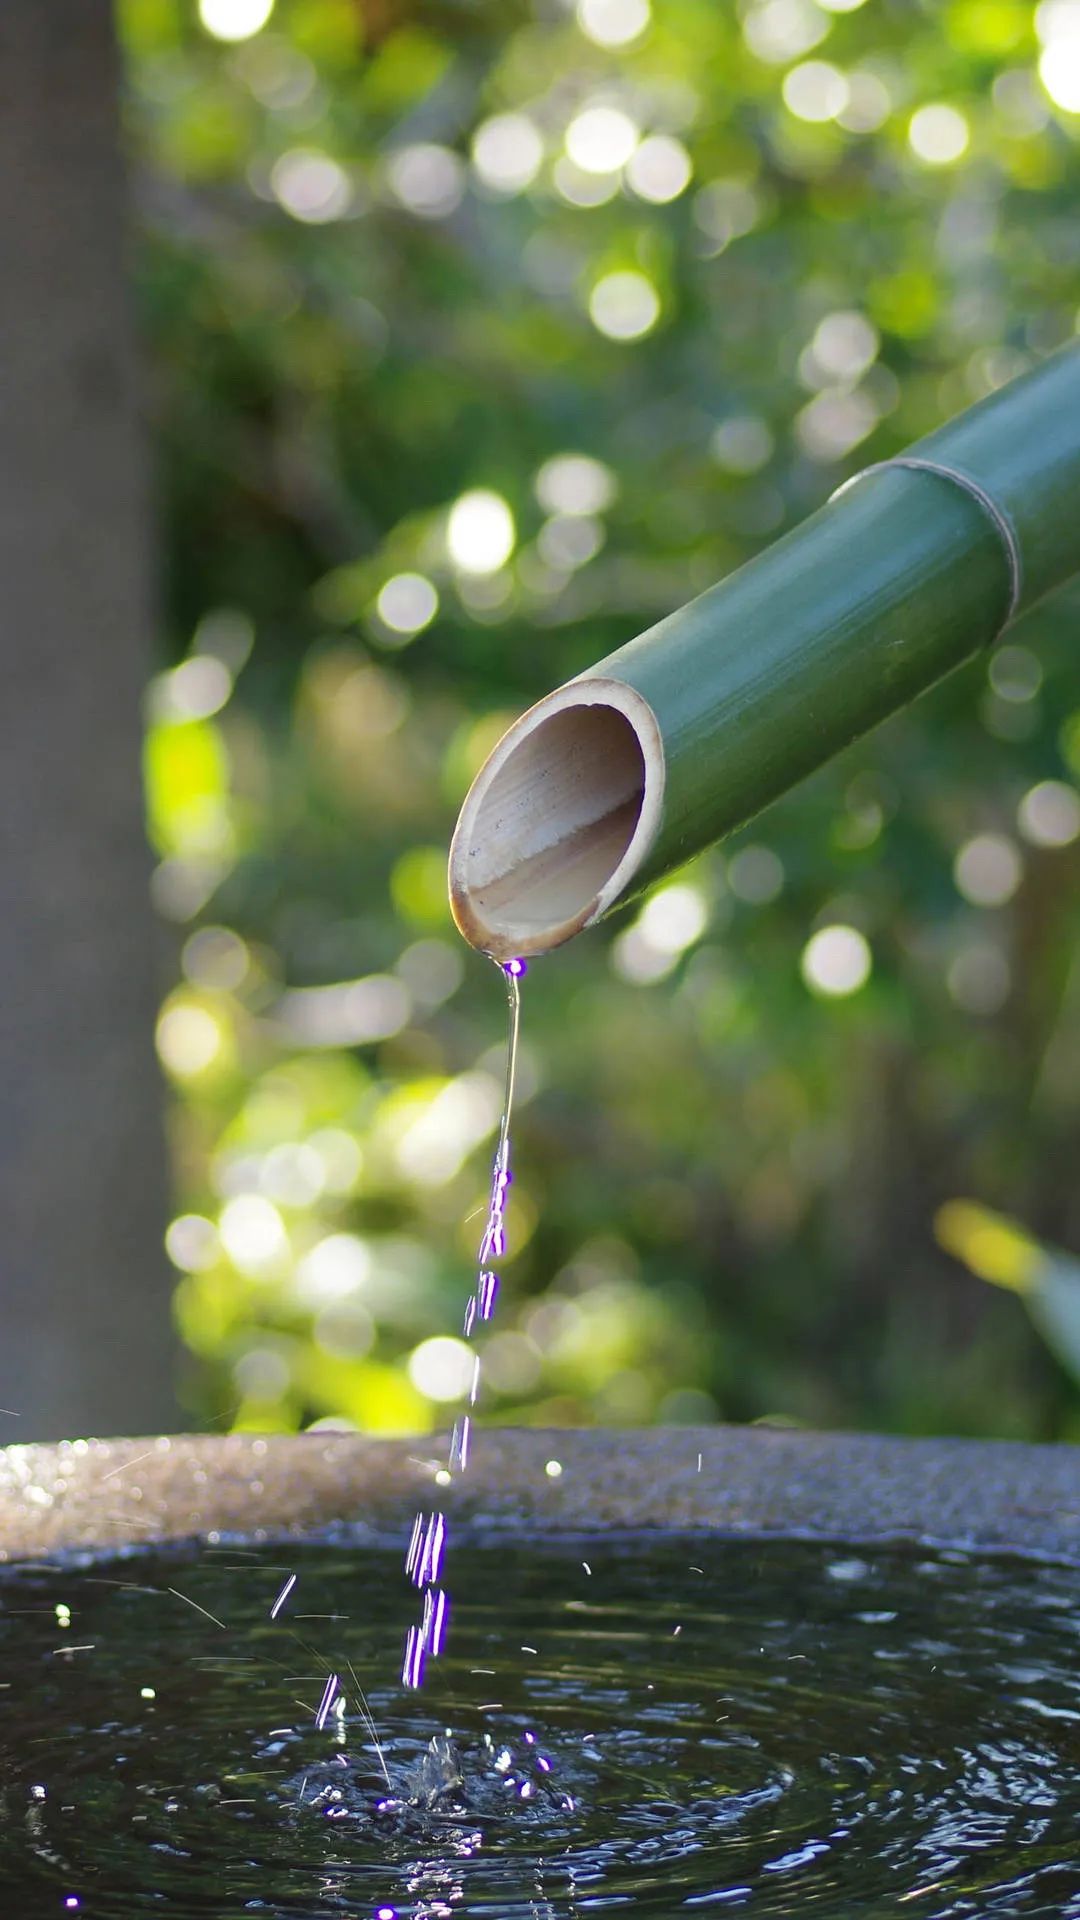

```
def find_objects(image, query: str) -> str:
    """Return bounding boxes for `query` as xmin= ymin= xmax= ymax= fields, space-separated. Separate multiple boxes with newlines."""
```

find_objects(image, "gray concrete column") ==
xmin=0 ymin=0 xmax=179 ymax=1438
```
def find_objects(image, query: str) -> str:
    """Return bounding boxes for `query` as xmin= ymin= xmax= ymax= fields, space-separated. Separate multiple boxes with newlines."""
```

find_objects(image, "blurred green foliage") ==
xmin=937 ymin=1199 xmax=1080 ymax=1394
xmin=122 ymin=0 xmax=1080 ymax=1441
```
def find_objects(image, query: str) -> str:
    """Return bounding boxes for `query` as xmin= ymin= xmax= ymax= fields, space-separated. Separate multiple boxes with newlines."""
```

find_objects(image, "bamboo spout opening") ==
xmin=448 ymin=678 xmax=665 ymax=960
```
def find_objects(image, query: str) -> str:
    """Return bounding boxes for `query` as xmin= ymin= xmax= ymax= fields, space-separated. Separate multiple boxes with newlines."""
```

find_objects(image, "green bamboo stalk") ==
xmin=450 ymin=344 xmax=1080 ymax=960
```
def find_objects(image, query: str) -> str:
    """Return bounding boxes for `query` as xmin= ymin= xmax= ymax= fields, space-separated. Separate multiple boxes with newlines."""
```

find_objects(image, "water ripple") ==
xmin=1 ymin=1538 xmax=1080 ymax=1916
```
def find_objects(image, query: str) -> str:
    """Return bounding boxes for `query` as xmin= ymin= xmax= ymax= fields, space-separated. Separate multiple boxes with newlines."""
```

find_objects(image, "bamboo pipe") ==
xmin=449 ymin=344 xmax=1080 ymax=961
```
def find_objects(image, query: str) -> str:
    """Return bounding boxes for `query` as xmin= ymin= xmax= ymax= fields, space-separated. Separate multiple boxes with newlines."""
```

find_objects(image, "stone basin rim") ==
xmin=1 ymin=1426 xmax=1078 ymax=1567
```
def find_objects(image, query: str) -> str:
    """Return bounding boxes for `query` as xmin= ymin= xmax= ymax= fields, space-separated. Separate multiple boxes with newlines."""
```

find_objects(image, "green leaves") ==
xmin=937 ymin=1201 xmax=1080 ymax=1394
xmin=123 ymin=0 xmax=1080 ymax=1440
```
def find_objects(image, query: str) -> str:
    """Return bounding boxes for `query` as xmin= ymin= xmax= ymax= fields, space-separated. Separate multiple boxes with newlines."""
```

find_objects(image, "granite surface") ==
xmin=1 ymin=1427 xmax=1078 ymax=1564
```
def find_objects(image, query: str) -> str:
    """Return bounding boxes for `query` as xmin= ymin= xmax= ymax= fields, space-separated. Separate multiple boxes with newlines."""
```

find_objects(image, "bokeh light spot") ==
xmin=711 ymin=415 xmax=774 ymax=474
xmin=810 ymin=310 xmax=879 ymax=382
xmin=165 ymin=1214 xmax=220 ymax=1274
xmin=694 ymin=178 xmax=762 ymax=246
xmin=395 ymin=940 xmax=465 ymax=1010
xmin=270 ymin=150 xmax=352 ymax=223
xmin=625 ymin=135 xmax=692 ymax=202
xmin=234 ymin=1346 xmax=291 ymax=1401
xmin=194 ymin=608 xmax=254 ymax=672
xmin=376 ymin=573 xmax=439 ymax=637
xmin=408 ymin=1336 xmax=475 ymax=1403
xmin=589 ymin=270 xmax=660 ymax=340
xmin=537 ymin=513 xmax=605 ymax=570
xmin=988 ymin=644 xmax=1043 ymax=703
xmin=182 ymin=926 xmax=248 ymax=992
xmin=1040 ymin=17 xmax=1080 ymax=111
xmin=611 ymin=927 xmax=677 ymax=985
xmin=577 ymin=0 xmax=651 ymax=48
xmin=796 ymin=388 xmax=879 ymax=461
xmin=148 ymin=656 xmax=232 ymax=725
xmin=296 ymin=1234 xmax=372 ymax=1307
xmin=156 ymin=1004 xmax=223 ymax=1078
xmin=396 ymin=1073 xmax=502 ymax=1186
xmin=953 ymin=833 xmax=1023 ymax=906
xmin=553 ymin=159 xmax=621 ymax=207
xmin=307 ymin=1132 xmax=363 ymax=1196
xmin=471 ymin=114 xmax=544 ymax=195
xmin=743 ymin=0 xmax=830 ymax=64
xmin=278 ymin=975 xmax=412 ymax=1047
xmin=565 ymin=105 xmax=640 ymax=174
xmin=1017 ymin=781 xmax=1080 ymax=847
xmin=728 ymin=845 xmax=785 ymax=904
xmin=386 ymin=144 xmax=466 ymax=219
xmin=612 ymin=884 xmax=707 ymax=982
xmin=837 ymin=69 xmax=892 ymax=132
xmin=801 ymin=925 xmax=872 ymax=997
xmin=534 ymin=453 xmax=617 ymax=515
xmin=637 ymin=884 xmax=709 ymax=955
xmin=993 ymin=67 xmax=1050 ymax=132
xmin=447 ymin=490 xmax=516 ymax=574
xmin=259 ymin=1142 xmax=325 ymax=1208
xmin=782 ymin=61 xmax=850 ymax=123
xmin=908 ymin=104 xmax=970 ymax=163
xmin=198 ymin=0 xmax=274 ymax=42
xmin=219 ymin=1196 xmax=288 ymax=1275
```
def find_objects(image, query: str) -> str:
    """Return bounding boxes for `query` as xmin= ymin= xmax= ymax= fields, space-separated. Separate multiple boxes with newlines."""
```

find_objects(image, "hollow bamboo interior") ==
xmin=448 ymin=677 xmax=665 ymax=961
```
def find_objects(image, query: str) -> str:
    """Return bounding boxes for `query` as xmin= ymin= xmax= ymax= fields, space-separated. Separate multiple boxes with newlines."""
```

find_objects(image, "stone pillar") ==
xmin=0 ymin=0 xmax=178 ymax=1438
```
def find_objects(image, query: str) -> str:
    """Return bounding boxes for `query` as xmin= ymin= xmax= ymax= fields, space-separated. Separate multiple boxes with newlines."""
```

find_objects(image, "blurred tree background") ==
xmin=122 ymin=0 xmax=1080 ymax=1443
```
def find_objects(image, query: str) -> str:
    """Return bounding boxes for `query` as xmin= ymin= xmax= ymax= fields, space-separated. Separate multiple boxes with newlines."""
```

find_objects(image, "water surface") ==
xmin=2 ymin=1535 xmax=1080 ymax=1917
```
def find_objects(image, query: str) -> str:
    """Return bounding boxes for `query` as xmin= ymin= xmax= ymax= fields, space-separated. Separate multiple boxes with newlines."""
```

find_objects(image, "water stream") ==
xmin=401 ymin=956 xmax=525 ymax=1694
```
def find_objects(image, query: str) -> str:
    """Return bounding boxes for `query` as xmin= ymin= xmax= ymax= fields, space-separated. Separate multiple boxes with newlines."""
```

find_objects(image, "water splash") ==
xmin=314 ymin=1672 xmax=340 ymax=1732
xmin=269 ymin=1573 xmax=296 ymax=1621
xmin=400 ymin=955 xmax=526 ymax=1690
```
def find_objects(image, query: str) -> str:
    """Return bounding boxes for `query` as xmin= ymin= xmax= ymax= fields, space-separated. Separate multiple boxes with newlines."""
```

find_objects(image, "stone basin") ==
xmin=4 ymin=1424 xmax=1080 ymax=1913
xmin=0 ymin=1426 xmax=1078 ymax=1563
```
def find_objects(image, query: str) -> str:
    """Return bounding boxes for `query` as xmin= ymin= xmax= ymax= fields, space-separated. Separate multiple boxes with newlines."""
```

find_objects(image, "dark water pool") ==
xmin=2 ymin=1535 xmax=1080 ymax=1917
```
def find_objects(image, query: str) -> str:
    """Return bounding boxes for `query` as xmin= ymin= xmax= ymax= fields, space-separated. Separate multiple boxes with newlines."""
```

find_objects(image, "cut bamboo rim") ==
xmin=448 ymin=676 xmax=665 ymax=961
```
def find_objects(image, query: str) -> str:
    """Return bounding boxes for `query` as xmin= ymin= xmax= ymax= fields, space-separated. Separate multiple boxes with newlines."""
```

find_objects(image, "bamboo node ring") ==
xmin=833 ymin=456 xmax=1023 ymax=631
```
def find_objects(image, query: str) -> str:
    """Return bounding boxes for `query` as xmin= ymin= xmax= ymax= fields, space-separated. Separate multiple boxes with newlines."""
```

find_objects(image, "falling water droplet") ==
xmin=400 ymin=956 xmax=526 ymax=1686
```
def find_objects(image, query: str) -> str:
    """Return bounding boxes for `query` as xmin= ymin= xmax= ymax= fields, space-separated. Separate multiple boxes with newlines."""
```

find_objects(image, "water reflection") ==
xmin=3 ymin=1538 xmax=1080 ymax=1914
